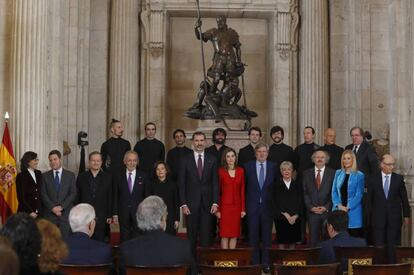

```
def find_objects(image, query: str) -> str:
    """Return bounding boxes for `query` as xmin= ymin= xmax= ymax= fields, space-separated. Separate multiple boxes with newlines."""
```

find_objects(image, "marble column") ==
xmin=10 ymin=0 xmax=48 ymax=166
xmin=109 ymin=0 xmax=139 ymax=145
xmin=299 ymin=0 xmax=329 ymax=144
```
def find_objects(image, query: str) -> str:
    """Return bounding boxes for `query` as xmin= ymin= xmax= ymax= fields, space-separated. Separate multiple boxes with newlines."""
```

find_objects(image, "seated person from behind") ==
xmin=119 ymin=196 xmax=196 ymax=275
xmin=318 ymin=210 xmax=366 ymax=269
xmin=62 ymin=203 xmax=112 ymax=265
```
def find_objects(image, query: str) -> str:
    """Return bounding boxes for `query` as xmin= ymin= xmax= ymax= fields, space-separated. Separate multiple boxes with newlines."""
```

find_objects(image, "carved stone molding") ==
xmin=276 ymin=0 xmax=299 ymax=61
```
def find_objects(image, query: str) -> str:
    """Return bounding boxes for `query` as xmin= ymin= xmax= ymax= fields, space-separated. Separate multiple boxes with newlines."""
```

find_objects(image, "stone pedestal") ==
xmin=299 ymin=0 xmax=329 ymax=144
xmin=109 ymin=0 xmax=140 ymax=145
xmin=10 ymin=0 xmax=48 ymax=167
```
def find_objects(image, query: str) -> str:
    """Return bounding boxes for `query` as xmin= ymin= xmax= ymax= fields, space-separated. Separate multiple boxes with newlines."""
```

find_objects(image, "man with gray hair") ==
xmin=120 ymin=196 xmax=196 ymax=275
xmin=303 ymin=149 xmax=335 ymax=247
xmin=244 ymin=143 xmax=277 ymax=273
xmin=62 ymin=203 xmax=112 ymax=265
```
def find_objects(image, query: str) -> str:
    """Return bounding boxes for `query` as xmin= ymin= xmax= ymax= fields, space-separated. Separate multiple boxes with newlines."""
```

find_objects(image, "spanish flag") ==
xmin=0 ymin=121 xmax=17 ymax=223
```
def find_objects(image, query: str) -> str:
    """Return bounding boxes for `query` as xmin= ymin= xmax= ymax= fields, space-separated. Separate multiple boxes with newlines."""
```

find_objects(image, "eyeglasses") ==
xmin=382 ymin=162 xmax=395 ymax=166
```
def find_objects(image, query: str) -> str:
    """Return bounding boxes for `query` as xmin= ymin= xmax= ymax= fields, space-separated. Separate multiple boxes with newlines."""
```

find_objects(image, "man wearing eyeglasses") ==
xmin=367 ymin=154 xmax=410 ymax=263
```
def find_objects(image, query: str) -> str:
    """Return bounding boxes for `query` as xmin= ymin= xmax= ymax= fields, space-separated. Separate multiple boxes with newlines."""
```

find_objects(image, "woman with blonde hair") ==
xmin=36 ymin=219 xmax=68 ymax=275
xmin=331 ymin=150 xmax=365 ymax=237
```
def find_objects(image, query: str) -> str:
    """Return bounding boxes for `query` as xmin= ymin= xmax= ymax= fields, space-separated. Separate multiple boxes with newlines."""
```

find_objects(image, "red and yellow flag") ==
xmin=0 ymin=122 xmax=17 ymax=223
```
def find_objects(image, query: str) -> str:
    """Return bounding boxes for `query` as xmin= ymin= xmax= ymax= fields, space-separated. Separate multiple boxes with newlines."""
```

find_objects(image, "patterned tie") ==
xmin=316 ymin=169 xmax=321 ymax=190
xmin=54 ymin=171 xmax=60 ymax=193
xmin=384 ymin=175 xmax=390 ymax=198
xmin=197 ymin=154 xmax=203 ymax=179
xmin=127 ymin=172 xmax=133 ymax=194
xmin=259 ymin=163 xmax=265 ymax=189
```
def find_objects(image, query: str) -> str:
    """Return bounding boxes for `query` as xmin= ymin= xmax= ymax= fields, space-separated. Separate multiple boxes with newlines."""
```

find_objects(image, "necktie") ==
xmin=384 ymin=175 xmax=390 ymax=198
xmin=197 ymin=154 xmax=203 ymax=179
xmin=127 ymin=172 xmax=133 ymax=194
xmin=353 ymin=145 xmax=358 ymax=155
xmin=316 ymin=169 xmax=321 ymax=190
xmin=259 ymin=163 xmax=265 ymax=189
xmin=54 ymin=171 xmax=60 ymax=192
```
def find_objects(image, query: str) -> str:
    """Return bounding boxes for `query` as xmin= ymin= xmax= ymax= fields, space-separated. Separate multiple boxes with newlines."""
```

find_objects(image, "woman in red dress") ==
xmin=216 ymin=148 xmax=246 ymax=249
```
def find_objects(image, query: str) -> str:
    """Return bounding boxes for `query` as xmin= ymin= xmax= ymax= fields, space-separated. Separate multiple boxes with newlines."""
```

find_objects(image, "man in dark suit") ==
xmin=345 ymin=127 xmax=380 ymax=177
xmin=178 ymin=131 xmax=219 ymax=256
xmin=303 ymin=149 xmax=335 ymax=247
xmin=76 ymin=151 xmax=113 ymax=241
xmin=113 ymin=150 xmax=151 ymax=242
xmin=244 ymin=143 xmax=276 ymax=271
xmin=238 ymin=126 xmax=262 ymax=242
xmin=120 ymin=196 xmax=196 ymax=275
xmin=63 ymin=203 xmax=112 ymax=265
xmin=41 ymin=150 xmax=76 ymax=238
xmin=319 ymin=128 xmax=344 ymax=170
xmin=166 ymin=129 xmax=192 ymax=182
xmin=368 ymin=154 xmax=410 ymax=263
xmin=238 ymin=126 xmax=262 ymax=167
xmin=318 ymin=210 xmax=366 ymax=266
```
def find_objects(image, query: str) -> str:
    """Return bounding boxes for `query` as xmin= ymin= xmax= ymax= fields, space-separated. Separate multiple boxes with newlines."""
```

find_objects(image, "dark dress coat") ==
xmin=16 ymin=169 xmax=43 ymax=215
xmin=113 ymin=169 xmax=151 ymax=242
xmin=151 ymin=178 xmax=180 ymax=235
xmin=270 ymin=178 xmax=303 ymax=243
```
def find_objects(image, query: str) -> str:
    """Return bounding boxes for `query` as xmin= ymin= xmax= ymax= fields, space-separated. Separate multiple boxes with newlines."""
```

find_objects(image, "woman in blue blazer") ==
xmin=332 ymin=149 xmax=365 ymax=237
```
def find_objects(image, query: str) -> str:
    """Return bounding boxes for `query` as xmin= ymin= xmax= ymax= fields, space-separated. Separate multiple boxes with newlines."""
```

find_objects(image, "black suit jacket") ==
xmin=303 ymin=167 xmax=335 ymax=213
xmin=238 ymin=144 xmax=256 ymax=167
xmin=178 ymin=152 xmax=219 ymax=211
xmin=76 ymin=170 xmax=113 ymax=222
xmin=113 ymin=170 xmax=151 ymax=225
xmin=345 ymin=141 xmax=380 ymax=177
xmin=16 ymin=169 xmax=43 ymax=215
xmin=367 ymin=172 xmax=411 ymax=228
xmin=119 ymin=230 xmax=196 ymax=275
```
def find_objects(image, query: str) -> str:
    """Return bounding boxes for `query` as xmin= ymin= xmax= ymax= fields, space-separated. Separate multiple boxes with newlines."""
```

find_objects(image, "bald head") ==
xmin=380 ymin=154 xmax=395 ymax=174
xmin=324 ymin=128 xmax=336 ymax=145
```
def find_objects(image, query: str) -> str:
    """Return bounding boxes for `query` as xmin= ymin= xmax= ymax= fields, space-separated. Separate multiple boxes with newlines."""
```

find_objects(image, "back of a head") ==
xmin=0 ymin=240 xmax=19 ymax=275
xmin=0 ymin=213 xmax=41 ymax=273
xmin=37 ymin=219 xmax=68 ymax=273
xmin=69 ymin=203 xmax=96 ymax=234
xmin=136 ymin=196 xmax=167 ymax=232
xmin=327 ymin=210 xmax=348 ymax=233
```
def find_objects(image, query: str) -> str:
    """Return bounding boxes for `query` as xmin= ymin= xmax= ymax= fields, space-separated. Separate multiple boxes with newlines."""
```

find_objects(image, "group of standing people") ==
xmin=12 ymin=119 xmax=411 ymax=272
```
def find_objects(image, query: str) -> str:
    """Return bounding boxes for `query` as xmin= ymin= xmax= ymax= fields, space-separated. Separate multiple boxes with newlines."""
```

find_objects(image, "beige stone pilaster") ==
xmin=109 ymin=0 xmax=139 ymax=145
xmin=10 ymin=0 xmax=48 ymax=166
xmin=299 ymin=0 xmax=329 ymax=144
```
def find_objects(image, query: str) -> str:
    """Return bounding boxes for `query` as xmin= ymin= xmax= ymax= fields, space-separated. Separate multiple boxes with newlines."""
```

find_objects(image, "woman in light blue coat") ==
xmin=331 ymin=149 xmax=365 ymax=237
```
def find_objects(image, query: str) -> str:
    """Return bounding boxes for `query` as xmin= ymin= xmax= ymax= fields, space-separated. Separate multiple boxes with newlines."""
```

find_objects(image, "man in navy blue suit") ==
xmin=318 ymin=210 xmax=366 ymax=266
xmin=63 ymin=203 xmax=112 ymax=265
xmin=244 ymin=143 xmax=276 ymax=272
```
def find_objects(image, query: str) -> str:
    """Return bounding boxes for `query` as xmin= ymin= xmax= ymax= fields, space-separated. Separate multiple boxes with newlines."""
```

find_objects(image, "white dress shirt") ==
xmin=314 ymin=166 xmax=326 ymax=182
xmin=193 ymin=151 xmax=205 ymax=167
xmin=53 ymin=167 xmax=63 ymax=182
xmin=28 ymin=168 xmax=37 ymax=184
xmin=283 ymin=179 xmax=291 ymax=190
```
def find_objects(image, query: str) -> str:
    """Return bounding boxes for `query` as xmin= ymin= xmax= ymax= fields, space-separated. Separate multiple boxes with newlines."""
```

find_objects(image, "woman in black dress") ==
xmin=151 ymin=161 xmax=180 ymax=235
xmin=16 ymin=151 xmax=43 ymax=218
xmin=271 ymin=161 xmax=303 ymax=248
